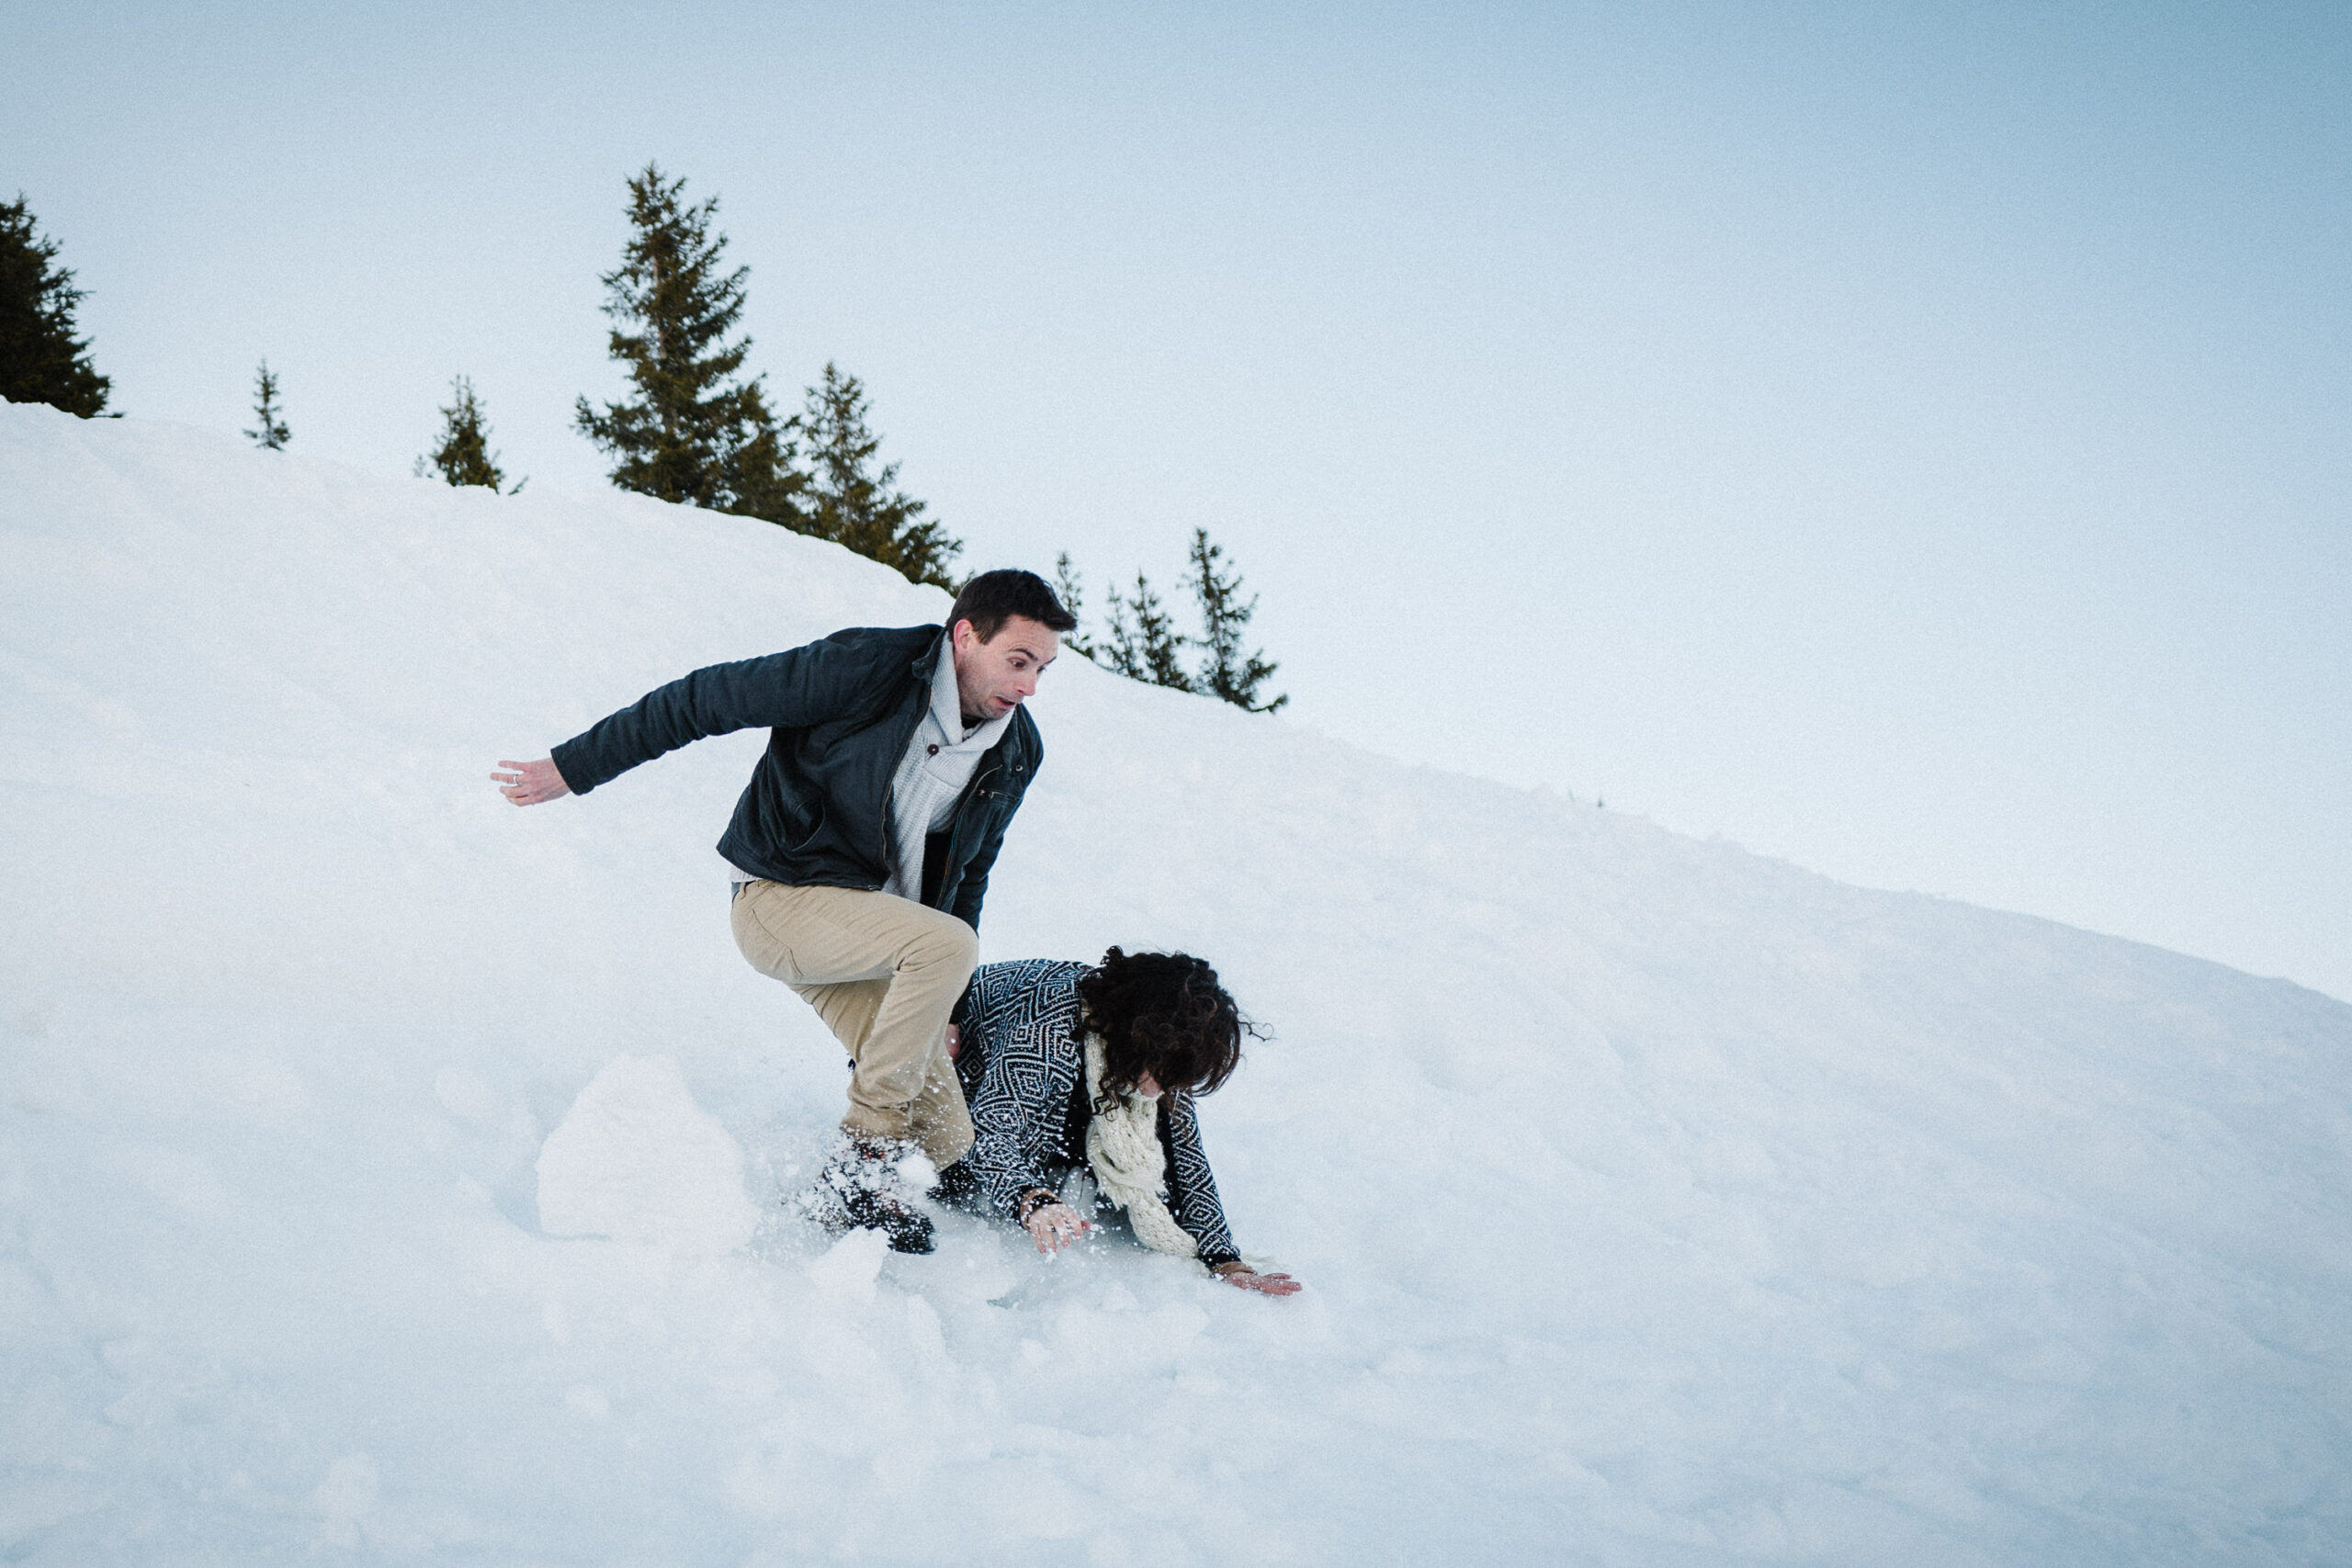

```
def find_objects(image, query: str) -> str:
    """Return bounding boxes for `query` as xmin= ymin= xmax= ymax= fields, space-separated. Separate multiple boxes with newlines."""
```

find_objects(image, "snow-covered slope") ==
xmin=4 ymin=402 xmax=2346 ymax=1565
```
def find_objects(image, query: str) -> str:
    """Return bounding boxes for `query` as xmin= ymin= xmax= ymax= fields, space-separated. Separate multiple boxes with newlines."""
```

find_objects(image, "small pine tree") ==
xmin=0 ymin=196 xmax=110 ymax=417
xmin=1052 ymin=552 xmax=1101 ymax=662
xmin=1102 ymin=571 xmax=1193 ymax=691
xmin=416 ymin=375 xmax=523 ymax=491
xmin=799 ymin=362 xmax=962 ymax=590
xmin=1184 ymin=527 xmax=1286 ymax=712
xmin=573 ymin=164 xmax=802 ymax=524
xmin=245 ymin=359 xmax=290 ymax=450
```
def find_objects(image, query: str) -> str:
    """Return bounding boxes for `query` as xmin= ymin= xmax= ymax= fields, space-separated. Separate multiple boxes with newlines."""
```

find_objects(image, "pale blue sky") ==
xmin=11 ymin=2 xmax=2349 ymax=998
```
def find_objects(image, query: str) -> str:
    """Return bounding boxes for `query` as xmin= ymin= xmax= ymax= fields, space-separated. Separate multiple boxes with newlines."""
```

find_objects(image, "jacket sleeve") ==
xmin=549 ymin=637 xmax=871 ymax=795
xmin=962 ymin=1003 xmax=1084 ymax=1221
xmin=1160 ymin=1092 xmax=1241 ymax=1269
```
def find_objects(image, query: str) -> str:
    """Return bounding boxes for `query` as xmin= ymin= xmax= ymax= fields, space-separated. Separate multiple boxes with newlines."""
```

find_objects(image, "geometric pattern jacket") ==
xmin=950 ymin=959 xmax=1241 ymax=1269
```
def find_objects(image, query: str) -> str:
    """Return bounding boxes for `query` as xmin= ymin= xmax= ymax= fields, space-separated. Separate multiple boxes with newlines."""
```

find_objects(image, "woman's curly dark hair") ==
xmin=1076 ymin=947 xmax=1255 ymax=1108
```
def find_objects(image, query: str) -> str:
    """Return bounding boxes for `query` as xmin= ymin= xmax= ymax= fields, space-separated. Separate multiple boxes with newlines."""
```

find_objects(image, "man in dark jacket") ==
xmin=493 ymin=569 xmax=1076 ymax=1253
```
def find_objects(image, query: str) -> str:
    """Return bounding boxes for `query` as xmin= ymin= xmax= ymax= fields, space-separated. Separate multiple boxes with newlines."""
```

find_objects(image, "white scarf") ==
xmin=1080 ymin=1035 xmax=1198 ymax=1258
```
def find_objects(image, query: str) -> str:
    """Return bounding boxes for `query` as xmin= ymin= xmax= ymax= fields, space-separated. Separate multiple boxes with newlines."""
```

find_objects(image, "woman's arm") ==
xmin=1159 ymin=1091 xmax=1242 ymax=1266
xmin=959 ymin=968 xmax=1089 ymax=1226
xmin=1159 ymin=1094 xmax=1299 ymax=1292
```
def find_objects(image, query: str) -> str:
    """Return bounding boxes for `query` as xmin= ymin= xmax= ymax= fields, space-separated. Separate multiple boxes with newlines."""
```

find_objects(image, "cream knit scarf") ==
xmin=1081 ymin=1034 xmax=1199 ymax=1258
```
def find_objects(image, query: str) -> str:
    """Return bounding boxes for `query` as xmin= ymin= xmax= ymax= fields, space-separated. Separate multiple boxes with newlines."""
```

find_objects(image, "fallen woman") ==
xmin=934 ymin=948 xmax=1302 ymax=1297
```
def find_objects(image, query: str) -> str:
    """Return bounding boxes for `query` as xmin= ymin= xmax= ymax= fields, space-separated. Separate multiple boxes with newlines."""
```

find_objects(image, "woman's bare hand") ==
xmin=1023 ymin=1201 xmax=1091 ymax=1254
xmin=1216 ymin=1266 xmax=1302 ymax=1297
xmin=492 ymin=758 xmax=571 ymax=807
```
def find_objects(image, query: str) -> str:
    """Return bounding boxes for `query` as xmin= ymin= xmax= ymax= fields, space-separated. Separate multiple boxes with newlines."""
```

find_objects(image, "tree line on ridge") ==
xmin=0 ymin=176 xmax=1283 ymax=713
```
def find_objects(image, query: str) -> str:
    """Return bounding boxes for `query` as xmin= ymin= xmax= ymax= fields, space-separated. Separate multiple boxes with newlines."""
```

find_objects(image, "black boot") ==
xmin=840 ymin=1182 xmax=936 ymax=1255
xmin=807 ymin=1137 xmax=936 ymax=1255
xmin=928 ymin=1159 xmax=980 ymax=1209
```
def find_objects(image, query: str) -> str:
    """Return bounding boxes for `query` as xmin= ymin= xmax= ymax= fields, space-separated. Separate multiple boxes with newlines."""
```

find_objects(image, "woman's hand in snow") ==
xmin=1215 ymin=1264 xmax=1302 ymax=1296
xmin=493 ymin=758 xmax=571 ymax=807
xmin=1023 ymin=1200 xmax=1091 ymax=1253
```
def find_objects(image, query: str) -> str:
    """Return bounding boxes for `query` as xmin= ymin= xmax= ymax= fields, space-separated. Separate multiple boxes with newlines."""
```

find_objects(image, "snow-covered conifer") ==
xmin=1052 ymin=552 xmax=1101 ymax=662
xmin=0 ymin=196 xmax=110 ymax=417
xmin=573 ymin=164 xmax=802 ymax=525
xmin=1102 ymin=571 xmax=1193 ymax=692
xmin=245 ymin=359 xmax=289 ymax=450
xmin=798 ymin=362 xmax=961 ymax=590
xmin=417 ymin=375 xmax=522 ymax=492
xmin=1184 ymin=527 xmax=1285 ymax=713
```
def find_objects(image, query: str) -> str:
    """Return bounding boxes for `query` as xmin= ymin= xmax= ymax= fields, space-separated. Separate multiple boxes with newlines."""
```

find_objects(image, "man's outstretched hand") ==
xmin=493 ymin=758 xmax=571 ymax=807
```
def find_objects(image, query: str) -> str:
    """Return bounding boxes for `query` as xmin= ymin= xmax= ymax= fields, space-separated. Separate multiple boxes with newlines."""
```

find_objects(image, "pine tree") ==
xmin=416 ymin=375 xmax=523 ymax=491
xmin=1184 ymin=527 xmax=1286 ymax=712
xmin=799 ymin=362 xmax=962 ymax=590
xmin=245 ymin=359 xmax=289 ymax=450
xmin=1102 ymin=571 xmax=1193 ymax=691
xmin=1 ymin=195 xmax=110 ymax=417
xmin=1052 ymin=552 xmax=1101 ymax=662
xmin=572 ymin=164 xmax=802 ymax=524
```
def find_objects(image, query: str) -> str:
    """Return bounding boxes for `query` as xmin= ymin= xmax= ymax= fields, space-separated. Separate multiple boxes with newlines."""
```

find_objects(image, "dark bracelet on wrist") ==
xmin=1014 ymin=1188 xmax=1058 ymax=1224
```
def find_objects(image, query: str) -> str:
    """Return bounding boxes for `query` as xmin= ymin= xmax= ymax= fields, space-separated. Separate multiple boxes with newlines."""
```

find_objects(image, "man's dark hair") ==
xmin=948 ymin=569 xmax=1077 ymax=644
xmin=1077 ymin=947 xmax=1253 ymax=1106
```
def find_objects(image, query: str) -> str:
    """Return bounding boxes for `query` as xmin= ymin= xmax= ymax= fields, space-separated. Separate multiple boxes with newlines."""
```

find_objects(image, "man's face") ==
xmin=952 ymin=615 xmax=1060 ymax=722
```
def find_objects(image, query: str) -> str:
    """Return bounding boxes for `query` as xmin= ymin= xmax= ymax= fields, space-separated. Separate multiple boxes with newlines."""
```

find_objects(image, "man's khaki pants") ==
xmin=729 ymin=881 xmax=978 ymax=1168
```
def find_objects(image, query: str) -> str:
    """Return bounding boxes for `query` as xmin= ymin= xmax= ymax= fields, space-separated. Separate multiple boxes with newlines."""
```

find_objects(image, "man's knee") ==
xmin=908 ymin=914 xmax=978 ymax=977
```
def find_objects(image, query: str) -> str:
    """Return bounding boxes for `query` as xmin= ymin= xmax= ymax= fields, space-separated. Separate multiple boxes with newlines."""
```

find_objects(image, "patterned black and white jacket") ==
xmin=950 ymin=959 xmax=1241 ymax=1269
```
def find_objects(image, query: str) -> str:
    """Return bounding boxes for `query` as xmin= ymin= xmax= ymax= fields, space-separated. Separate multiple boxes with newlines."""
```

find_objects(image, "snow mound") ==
xmin=536 ymin=1055 xmax=759 ymax=1253
xmin=803 ymin=1225 xmax=890 ymax=1303
xmin=5 ymin=401 xmax=2350 ymax=1565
